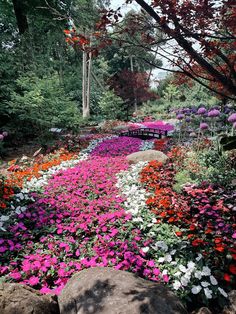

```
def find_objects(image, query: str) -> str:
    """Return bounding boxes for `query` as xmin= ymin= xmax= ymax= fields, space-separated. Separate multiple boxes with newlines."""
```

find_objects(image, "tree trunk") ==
xmin=85 ymin=51 xmax=92 ymax=118
xmin=130 ymin=55 xmax=138 ymax=112
xmin=12 ymin=0 xmax=28 ymax=34
xmin=82 ymin=47 xmax=88 ymax=118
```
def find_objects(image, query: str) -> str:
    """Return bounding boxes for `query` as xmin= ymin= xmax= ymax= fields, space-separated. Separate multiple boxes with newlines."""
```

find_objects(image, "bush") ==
xmin=8 ymin=73 xmax=82 ymax=138
xmin=98 ymin=90 xmax=126 ymax=120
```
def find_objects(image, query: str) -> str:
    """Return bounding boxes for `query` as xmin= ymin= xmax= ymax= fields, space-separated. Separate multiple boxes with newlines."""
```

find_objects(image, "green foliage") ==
xmin=8 ymin=73 xmax=82 ymax=137
xmin=98 ymin=90 xmax=126 ymax=120
xmin=173 ymin=170 xmax=198 ymax=193
xmin=195 ymin=149 xmax=236 ymax=187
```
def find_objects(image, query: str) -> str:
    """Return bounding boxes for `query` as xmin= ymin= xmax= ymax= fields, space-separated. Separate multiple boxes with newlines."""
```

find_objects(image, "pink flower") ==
xmin=28 ymin=276 xmax=39 ymax=286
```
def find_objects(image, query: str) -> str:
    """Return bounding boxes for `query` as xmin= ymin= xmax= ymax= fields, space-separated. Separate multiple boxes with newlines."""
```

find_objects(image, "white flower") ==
xmin=210 ymin=275 xmax=218 ymax=285
xmin=191 ymin=285 xmax=202 ymax=294
xmin=218 ymin=287 xmax=228 ymax=298
xmin=204 ymin=288 xmax=213 ymax=299
xmin=180 ymin=276 xmax=189 ymax=287
xmin=174 ymin=271 xmax=181 ymax=277
xmin=158 ymin=257 xmax=165 ymax=263
xmin=0 ymin=215 xmax=9 ymax=222
xmin=201 ymin=281 xmax=210 ymax=287
xmin=201 ymin=266 xmax=211 ymax=276
xmin=142 ymin=247 xmax=149 ymax=253
xmin=170 ymin=249 xmax=176 ymax=255
xmin=187 ymin=261 xmax=196 ymax=270
xmin=173 ymin=280 xmax=182 ymax=290
xmin=155 ymin=241 xmax=168 ymax=252
xmin=179 ymin=265 xmax=187 ymax=273
xmin=194 ymin=271 xmax=202 ymax=280
xmin=162 ymin=269 xmax=168 ymax=275
xmin=164 ymin=254 xmax=172 ymax=262
xmin=196 ymin=253 xmax=203 ymax=262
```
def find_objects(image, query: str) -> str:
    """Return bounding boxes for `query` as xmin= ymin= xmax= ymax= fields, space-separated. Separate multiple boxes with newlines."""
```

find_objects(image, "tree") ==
xmin=104 ymin=0 xmax=235 ymax=100
xmin=132 ymin=0 xmax=236 ymax=99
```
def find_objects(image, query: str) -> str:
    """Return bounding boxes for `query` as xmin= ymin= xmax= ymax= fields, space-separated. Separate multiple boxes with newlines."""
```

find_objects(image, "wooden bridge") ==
xmin=118 ymin=128 xmax=169 ymax=139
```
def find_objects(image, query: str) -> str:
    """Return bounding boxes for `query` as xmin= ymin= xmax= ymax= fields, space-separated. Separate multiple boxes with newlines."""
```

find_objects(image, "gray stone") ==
xmin=58 ymin=267 xmax=187 ymax=314
xmin=126 ymin=150 xmax=168 ymax=165
xmin=223 ymin=290 xmax=236 ymax=314
xmin=0 ymin=282 xmax=59 ymax=314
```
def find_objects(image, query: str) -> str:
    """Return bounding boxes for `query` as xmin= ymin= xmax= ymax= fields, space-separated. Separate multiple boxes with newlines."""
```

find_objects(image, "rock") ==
xmin=58 ymin=267 xmax=187 ymax=314
xmin=0 ymin=282 xmax=59 ymax=314
xmin=223 ymin=290 xmax=236 ymax=314
xmin=193 ymin=307 xmax=212 ymax=314
xmin=126 ymin=150 xmax=168 ymax=165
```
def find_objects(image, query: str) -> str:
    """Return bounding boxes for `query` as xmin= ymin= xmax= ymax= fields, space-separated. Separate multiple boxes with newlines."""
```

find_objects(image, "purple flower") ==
xmin=0 ymin=134 xmax=4 ymax=141
xmin=186 ymin=117 xmax=191 ymax=123
xmin=208 ymin=109 xmax=220 ymax=118
xmin=228 ymin=113 xmax=236 ymax=123
xmin=197 ymin=107 xmax=207 ymax=115
xmin=177 ymin=113 xmax=185 ymax=120
xmin=200 ymin=122 xmax=209 ymax=130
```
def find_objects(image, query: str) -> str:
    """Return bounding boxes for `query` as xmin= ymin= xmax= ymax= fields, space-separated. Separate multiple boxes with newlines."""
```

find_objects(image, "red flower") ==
xmin=224 ymin=273 xmax=231 ymax=282
xmin=229 ymin=264 xmax=236 ymax=275
xmin=175 ymin=231 xmax=182 ymax=237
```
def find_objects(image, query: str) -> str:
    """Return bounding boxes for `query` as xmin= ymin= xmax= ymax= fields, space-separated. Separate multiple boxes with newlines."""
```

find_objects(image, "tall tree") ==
xmin=131 ymin=0 xmax=236 ymax=99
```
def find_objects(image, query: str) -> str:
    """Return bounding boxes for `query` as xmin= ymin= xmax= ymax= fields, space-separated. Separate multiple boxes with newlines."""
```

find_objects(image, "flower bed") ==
xmin=0 ymin=134 xmax=234 ymax=312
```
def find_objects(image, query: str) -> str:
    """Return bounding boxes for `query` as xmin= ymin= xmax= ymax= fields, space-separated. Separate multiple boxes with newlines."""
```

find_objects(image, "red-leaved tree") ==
xmin=104 ymin=0 xmax=236 ymax=100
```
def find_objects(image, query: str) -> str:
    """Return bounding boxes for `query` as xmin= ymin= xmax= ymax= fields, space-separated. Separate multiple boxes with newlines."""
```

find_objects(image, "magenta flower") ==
xmin=28 ymin=276 xmax=40 ymax=286
xmin=228 ymin=113 xmax=236 ymax=123
xmin=0 ymin=134 xmax=4 ymax=141
xmin=208 ymin=109 xmax=220 ymax=117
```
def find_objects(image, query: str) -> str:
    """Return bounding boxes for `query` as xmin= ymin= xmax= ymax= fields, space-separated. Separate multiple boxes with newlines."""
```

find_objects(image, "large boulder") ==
xmin=127 ymin=150 xmax=168 ymax=165
xmin=0 ymin=282 xmax=59 ymax=314
xmin=58 ymin=267 xmax=187 ymax=314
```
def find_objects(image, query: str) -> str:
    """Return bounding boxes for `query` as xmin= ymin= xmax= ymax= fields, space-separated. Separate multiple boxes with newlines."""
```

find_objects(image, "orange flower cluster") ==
xmin=154 ymin=138 xmax=169 ymax=152
xmin=140 ymin=159 xmax=191 ymax=225
xmin=6 ymin=149 xmax=78 ymax=188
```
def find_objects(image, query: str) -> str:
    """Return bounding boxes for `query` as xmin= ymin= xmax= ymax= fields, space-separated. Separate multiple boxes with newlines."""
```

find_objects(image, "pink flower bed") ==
xmin=128 ymin=121 xmax=174 ymax=132
xmin=0 ymin=156 xmax=163 ymax=294
xmin=90 ymin=137 xmax=143 ymax=157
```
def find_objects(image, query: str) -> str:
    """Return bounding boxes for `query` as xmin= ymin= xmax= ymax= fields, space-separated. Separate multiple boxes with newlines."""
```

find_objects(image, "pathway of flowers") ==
xmin=0 ymin=135 xmax=235 ymax=310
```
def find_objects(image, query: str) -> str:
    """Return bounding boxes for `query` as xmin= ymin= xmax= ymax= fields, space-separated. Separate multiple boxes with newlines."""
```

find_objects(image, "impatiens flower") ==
xmin=201 ymin=266 xmax=211 ymax=276
xmin=197 ymin=107 xmax=207 ymax=115
xmin=218 ymin=287 xmax=228 ymax=298
xmin=228 ymin=113 xmax=236 ymax=123
xmin=204 ymin=287 xmax=213 ymax=299
xmin=191 ymin=285 xmax=202 ymax=294
xmin=28 ymin=276 xmax=39 ymax=286
xmin=0 ymin=134 xmax=4 ymax=141
xmin=210 ymin=275 xmax=218 ymax=285
xmin=173 ymin=280 xmax=181 ymax=290
xmin=201 ymin=281 xmax=210 ymax=287
xmin=208 ymin=109 xmax=220 ymax=117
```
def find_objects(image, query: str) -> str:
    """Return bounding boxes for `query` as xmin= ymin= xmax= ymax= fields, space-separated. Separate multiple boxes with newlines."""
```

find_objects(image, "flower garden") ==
xmin=0 ymin=114 xmax=236 ymax=313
